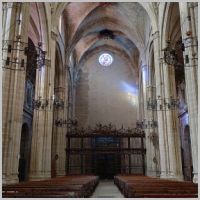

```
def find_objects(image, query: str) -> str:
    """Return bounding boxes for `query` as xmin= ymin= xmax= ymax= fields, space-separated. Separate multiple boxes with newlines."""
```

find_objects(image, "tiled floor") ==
xmin=91 ymin=180 xmax=124 ymax=198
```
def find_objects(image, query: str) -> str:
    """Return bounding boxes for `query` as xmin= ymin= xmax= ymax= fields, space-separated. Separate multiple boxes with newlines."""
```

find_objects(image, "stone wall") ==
xmin=75 ymin=51 xmax=138 ymax=129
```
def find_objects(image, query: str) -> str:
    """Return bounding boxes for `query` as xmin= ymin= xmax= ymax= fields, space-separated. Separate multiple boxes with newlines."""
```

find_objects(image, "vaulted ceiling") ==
xmin=61 ymin=2 xmax=154 ymax=77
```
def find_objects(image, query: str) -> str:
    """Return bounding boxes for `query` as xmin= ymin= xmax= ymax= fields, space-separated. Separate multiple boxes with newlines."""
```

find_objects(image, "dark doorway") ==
xmin=95 ymin=153 xmax=121 ymax=179
xmin=18 ymin=123 xmax=29 ymax=182
xmin=93 ymin=137 xmax=121 ymax=179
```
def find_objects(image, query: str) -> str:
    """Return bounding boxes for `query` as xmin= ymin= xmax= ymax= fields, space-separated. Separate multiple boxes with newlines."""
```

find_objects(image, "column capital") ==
xmin=188 ymin=2 xmax=198 ymax=8
xmin=2 ymin=2 xmax=13 ymax=10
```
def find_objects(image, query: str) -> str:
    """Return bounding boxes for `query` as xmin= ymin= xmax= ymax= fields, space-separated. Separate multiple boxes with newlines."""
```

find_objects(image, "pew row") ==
xmin=3 ymin=175 xmax=99 ymax=198
xmin=114 ymin=175 xmax=198 ymax=198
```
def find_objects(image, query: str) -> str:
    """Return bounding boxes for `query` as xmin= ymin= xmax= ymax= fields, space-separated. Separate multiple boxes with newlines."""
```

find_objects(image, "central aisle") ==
xmin=91 ymin=180 xmax=124 ymax=198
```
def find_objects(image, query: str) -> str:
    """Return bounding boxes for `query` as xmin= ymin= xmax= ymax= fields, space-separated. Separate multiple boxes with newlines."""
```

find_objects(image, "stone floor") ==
xmin=91 ymin=180 xmax=124 ymax=198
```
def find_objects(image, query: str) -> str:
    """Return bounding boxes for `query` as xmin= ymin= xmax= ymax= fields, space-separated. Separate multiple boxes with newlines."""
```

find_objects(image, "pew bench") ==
xmin=114 ymin=175 xmax=198 ymax=198
xmin=3 ymin=175 xmax=99 ymax=198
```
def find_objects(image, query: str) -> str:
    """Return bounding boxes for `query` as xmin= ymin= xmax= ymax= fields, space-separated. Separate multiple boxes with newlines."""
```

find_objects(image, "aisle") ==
xmin=91 ymin=180 xmax=124 ymax=198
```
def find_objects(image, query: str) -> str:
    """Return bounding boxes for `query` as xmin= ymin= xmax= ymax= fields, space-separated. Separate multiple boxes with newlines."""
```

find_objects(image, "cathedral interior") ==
xmin=2 ymin=2 xmax=198 ymax=198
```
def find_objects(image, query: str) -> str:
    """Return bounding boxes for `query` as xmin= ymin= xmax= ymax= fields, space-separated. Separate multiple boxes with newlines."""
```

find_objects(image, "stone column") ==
xmin=52 ymin=88 xmax=67 ymax=177
xmin=140 ymin=64 xmax=150 ymax=175
xmin=138 ymin=67 xmax=144 ymax=121
xmin=136 ymin=65 xmax=145 ymax=174
xmin=146 ymin=85 xmax=160 ymax=177
xmin=67 ymin=65 xmax=74 ymax=123
xmin=153 ymin=30 xmax=169 ymax=179
xmin=140 ymin=51 xmax=160 ymax=177
xmin=2 ymin=2 xmax=30 ymax=184
xmin=179 ymin=2 xmax=198 ymax=183
xmin=161 ymin=58 xmax=183 ymax=180
xmin=29 ymin=30 xmax=57 ymax=180
xmin=52 ymin=80 xmax=67 ymax=176
xmin=146 ymin=52 xmax=160 ymax=177
xmin=137 ymin=71 xmax=143 ymax=120
xmin=153 ymin=28 xmax=183 ymax=180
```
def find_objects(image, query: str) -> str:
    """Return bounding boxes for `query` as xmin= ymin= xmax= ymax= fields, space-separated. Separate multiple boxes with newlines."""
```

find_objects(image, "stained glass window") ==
xmin=99 ymin=53 xmax=113 ymax=66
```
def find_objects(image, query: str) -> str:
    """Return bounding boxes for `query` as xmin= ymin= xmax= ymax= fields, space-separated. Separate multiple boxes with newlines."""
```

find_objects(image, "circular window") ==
xmin=99 ymin=53 xmax=113 ymax=66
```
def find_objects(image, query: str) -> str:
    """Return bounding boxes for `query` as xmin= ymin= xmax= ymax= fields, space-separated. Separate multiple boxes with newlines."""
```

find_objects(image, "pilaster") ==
xmin=162 ymin=60 xmax=183 ymax=180
xmin=146 ymin=84 xmax=160 ymax=177
xmin=29 ymin=30 xmax=57 ymax=180
xmin=153 ymin=31 xmax=168 ymax=179
xmin=179 ymin=2 xmax=198 ymax=183
xmin=52 ymin=86 xmax=67 ymax=177
xmin=2 ymin=2 xmax=30 ymax=184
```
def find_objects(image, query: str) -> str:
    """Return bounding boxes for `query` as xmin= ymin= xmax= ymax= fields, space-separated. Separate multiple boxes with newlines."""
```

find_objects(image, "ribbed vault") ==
xmin=58 ymin=2 xmax=154 ymax=72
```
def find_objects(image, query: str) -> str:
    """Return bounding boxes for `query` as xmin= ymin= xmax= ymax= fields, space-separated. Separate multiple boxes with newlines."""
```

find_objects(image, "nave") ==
xmin=2 ymin=1 xmax=198 ymax=198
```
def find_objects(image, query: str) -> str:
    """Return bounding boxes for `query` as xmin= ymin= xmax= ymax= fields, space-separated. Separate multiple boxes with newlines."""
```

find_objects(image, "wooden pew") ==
xmin=3 ymin=175 xmax=99 ymax=198
xmin=114 ymin=175 xmax=198 ymax=198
